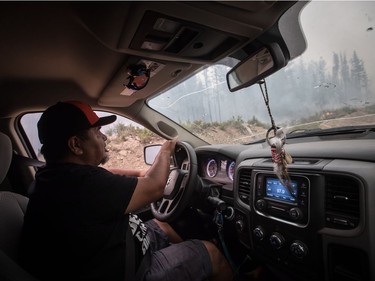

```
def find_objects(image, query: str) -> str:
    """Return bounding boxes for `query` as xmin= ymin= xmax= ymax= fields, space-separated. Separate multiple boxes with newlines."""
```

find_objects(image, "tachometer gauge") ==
xmin=227 ymin=161 xmax=236 ymax=181
xmin=206 ymin=159 xmax=218 ymax=178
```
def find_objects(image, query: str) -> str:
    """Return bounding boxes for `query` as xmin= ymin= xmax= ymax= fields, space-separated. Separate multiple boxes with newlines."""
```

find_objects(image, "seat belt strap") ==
xmin=12 ymin=154 xmax=45 ymax=168
xmin=124 ymin=222 xmax=151 ymax=281
xmin=135 ymin=249 xmax=151 ymax=281
xmin=125 ymin=226 xmax=135 ymax=281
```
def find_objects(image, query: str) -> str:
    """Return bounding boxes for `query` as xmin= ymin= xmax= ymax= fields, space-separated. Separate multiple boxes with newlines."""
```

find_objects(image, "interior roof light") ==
xmin=153 ymin=18 xmax=181 ymax=33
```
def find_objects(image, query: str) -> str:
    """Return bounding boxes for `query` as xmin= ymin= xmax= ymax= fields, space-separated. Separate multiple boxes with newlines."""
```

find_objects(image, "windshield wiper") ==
xmin=245 ymin=125 xmax=375 ymax=145
xmin=287 ymin=125 xmax=375 ymax=139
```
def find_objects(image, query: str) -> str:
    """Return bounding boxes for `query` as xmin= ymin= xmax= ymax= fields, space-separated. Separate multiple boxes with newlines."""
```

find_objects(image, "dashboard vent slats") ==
xmin=238 ymin=169 xmax=252 ymax=205
xmin=325 ymin=175 xmax=360 ymax=229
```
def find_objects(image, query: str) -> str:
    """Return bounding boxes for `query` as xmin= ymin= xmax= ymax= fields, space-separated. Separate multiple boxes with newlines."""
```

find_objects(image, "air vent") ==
xmin=237 ymin=169 xmax=252 ymax=205
xmin=325 ymin=175 xmax=360 ymax=229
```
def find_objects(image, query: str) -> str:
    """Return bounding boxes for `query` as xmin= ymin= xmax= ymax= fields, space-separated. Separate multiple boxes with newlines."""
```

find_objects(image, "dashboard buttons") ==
xmin=253 ymin=226 xmax=265 ymax=241
xmin=269 ymin=232 xmax=285 ymax=250
xmin=235 ymin=220 xmax=245 ymax=233
xmin=289 ymin=207 xmax=303 ymax=221
xmin=255 ymin=199 xmax=267 ymax=211
xmin=290 ymin=241 xmax=308 ymax=259
xmin=223 ymin=206 xmax=235 ymax=220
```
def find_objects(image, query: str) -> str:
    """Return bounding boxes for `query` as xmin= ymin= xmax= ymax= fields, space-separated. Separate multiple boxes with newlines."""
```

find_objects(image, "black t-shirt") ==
xmin=19 ymin=163 xmax=146 ymax=281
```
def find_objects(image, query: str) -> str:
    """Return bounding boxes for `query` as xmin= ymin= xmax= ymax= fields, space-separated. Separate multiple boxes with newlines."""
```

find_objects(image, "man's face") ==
xmin=79 ymin=127 xmax=109 ymax=166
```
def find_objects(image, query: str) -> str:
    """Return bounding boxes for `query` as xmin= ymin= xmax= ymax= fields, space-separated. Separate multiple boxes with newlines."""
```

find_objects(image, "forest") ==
xmin=150 ymin=50 xmax=374 ymax=133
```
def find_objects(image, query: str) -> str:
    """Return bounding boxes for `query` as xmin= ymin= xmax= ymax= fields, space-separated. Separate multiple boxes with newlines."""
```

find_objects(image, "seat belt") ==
xmin=12 ymin=154 xmax=45 ymax=168
xmin=135 ymin=250 xmax=151 ymax=281
xmin=125 ymin=226 xmax=151 ymax=281
xmin=125 ymin=226 xmax=136 ymax=281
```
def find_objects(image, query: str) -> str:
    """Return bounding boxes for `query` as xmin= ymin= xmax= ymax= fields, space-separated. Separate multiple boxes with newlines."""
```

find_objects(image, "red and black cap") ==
xmin=38 ymin=101 xmax=117 ymax=144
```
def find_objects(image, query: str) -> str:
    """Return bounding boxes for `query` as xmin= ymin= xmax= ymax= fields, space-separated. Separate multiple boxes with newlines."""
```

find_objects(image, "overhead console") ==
xmin=71 ymin=1 xmax=296 ymax=63
xmin=128 ymin=10 xmax=246 ymax=62
xmin=70 ymin=1 xmax=301 ymax=108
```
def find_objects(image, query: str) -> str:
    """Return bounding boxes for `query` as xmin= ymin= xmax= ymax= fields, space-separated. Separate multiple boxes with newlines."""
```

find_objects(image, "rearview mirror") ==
xmin=144 ymin=144 xmax=161 ymax=165
xmin=226 ymin=43 xmax=287 ymax=92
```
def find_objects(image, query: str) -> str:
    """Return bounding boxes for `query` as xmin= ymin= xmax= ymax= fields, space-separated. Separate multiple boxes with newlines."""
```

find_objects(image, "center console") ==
xmin=246 ymin=169 xmax=325 ymax=280
xmin=254 ymin=172 xmax=310 ymax=227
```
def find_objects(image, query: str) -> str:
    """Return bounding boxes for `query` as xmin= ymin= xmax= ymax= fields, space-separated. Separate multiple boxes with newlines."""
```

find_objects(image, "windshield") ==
xmin=148 ymin=1 xmax=375 ymax=144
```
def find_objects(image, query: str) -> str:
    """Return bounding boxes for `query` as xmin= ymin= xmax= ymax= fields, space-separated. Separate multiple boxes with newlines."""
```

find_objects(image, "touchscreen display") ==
xmin=265 ymin=177 xmax=298 ymax=203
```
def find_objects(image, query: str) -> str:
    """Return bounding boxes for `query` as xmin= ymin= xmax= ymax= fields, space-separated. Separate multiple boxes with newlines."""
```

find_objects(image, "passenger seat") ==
xmin=0 ymin=131 xmax=39 ymax=281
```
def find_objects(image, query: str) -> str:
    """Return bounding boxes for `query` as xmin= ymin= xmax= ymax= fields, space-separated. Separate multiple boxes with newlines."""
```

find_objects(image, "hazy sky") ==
xmin=299 ymin=1 xmax=375 ymax=80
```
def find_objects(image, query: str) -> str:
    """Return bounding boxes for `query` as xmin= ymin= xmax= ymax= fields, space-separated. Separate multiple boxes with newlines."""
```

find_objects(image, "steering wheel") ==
xmin=151 ymin=141 xmax=198 ymax=222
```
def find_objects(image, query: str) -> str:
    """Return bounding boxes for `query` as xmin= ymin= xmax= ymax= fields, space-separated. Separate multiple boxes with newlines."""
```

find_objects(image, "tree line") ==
xmin=149 ymin=50 xmax=374 ymax=128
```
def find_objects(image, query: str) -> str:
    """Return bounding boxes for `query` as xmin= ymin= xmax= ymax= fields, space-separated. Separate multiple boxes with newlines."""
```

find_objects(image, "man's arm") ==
xmin=108 ymin=168 xmax=147 ymax=177
xmin=125 ymin=140 xmax=176 ymax=213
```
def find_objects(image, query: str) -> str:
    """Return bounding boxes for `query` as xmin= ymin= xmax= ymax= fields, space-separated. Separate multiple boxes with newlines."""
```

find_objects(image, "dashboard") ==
xmin=196 ymin=135 xmax=375 ymax=281
xmin=199 ymin=154 xmax=236 ymax=185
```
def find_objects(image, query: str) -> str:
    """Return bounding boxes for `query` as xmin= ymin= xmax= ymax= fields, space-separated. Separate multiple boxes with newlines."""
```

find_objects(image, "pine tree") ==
xmin=350 ymin=51 xmax=362 ymax=94
xmin=339 ymin=53 xmax=350 ymax=102
xmin=332 ymin=52 xmax=339 ymax=85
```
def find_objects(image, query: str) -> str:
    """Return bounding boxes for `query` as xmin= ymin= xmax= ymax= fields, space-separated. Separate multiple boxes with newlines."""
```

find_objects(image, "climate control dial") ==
xmin=269 ymin=232 xmax=285 ymax=250
xmin=290 ymin=240 xmax=308 ymax=259
xmin=253 ymin=226 xmax=265 ymax=241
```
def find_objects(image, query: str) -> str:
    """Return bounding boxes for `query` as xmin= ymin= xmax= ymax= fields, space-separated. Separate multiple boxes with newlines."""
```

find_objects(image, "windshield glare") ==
xmin=148 ymin=1 xmax=375 ymax=145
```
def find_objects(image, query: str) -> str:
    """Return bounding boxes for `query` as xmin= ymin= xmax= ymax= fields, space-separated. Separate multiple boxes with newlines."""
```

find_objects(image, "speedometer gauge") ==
xmin=227 ymin=161 xmax=236 ymax=181
xmin=206 ymin=159 xmax=218 ymax=178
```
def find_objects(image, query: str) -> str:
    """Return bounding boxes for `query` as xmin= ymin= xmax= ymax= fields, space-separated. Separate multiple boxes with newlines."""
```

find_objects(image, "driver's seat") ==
xmin=0 ymin=131 xmax=39 ymax=281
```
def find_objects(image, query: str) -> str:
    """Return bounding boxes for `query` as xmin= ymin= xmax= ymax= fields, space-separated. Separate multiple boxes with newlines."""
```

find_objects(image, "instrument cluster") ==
xmin=200 ymin=156 xmax=236 ymax=184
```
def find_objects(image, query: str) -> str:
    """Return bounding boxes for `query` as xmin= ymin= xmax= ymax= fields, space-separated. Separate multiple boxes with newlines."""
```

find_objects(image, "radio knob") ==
xmin=290 ymin=241 xmax=308 ymax=259
xmin=269 ymin=232 xmax=285 ymax=250
xmin=255 ymin=199 xmax=267 ymax=211
xmin=289 ymin=207 xmax=303 ymax=220
xmin=253 ymin=226 xmax=265 ymax=241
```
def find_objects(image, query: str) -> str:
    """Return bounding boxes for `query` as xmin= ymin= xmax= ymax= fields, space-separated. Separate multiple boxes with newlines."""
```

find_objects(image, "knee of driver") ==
xmin=202 ymin=240 xmax=225 ymax=264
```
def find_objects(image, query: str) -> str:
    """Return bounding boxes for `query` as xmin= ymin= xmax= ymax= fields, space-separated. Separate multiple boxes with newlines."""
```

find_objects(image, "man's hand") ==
xmin=159 ymin=139 xmax=177 ymax=156
xmin=125 ymin=139 xmax=177 ymax=214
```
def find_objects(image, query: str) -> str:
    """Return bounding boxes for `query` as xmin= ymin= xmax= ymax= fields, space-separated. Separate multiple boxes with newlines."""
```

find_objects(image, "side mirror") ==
xmin=226 ymin=43 xmax=287 ymax=92
xmin=144 ymin=144 xmax=162 ymax=165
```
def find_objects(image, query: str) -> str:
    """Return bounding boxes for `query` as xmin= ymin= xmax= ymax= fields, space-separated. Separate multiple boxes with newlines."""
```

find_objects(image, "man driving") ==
xmin=19 ymin=101 xmax=232 ymax=281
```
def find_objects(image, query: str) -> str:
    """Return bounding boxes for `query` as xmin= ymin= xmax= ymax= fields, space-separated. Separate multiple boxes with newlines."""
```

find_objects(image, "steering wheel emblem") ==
xmin=166 ymin=177 xmax=172 ymax=187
